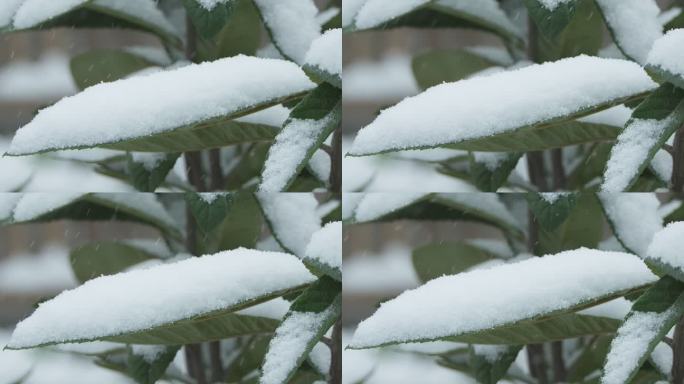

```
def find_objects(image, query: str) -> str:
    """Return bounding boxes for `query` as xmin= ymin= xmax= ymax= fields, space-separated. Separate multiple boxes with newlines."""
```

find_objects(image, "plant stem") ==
xmin=673 ymin=317 xmax=684 ymax=383
xmin=526 ymin=210 xmax=548 ymax=383
xmin=526 ymin=151 xmax=548 ymax=192
xmin=672 ymin=128 xmax=684 ymax=191
xmin=208 ymin=149 xmax=224 ymax=191
xmin=551 ymin=149 xmax=566 ymax=191
xmin=184 ymin=344 xmax=207 ymax=384
xmin=185 ymin=152 xmax=207 ymax=192
xmin=551 ymin=341 xmax=566 ymax=382
xmin=330 ymin=126 xmax=342 ymax=193
xmin=330 ymin=319 xmax=342 ymax=384
xmin=209 ymin=341 xmax=224 ymax=382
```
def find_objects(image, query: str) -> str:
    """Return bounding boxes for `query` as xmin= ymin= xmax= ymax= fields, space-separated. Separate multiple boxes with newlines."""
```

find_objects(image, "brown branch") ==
xmin=330 ymin=319 xmax=342 ymax=384
xmin=208 ymin=149 xmax=224 ymax=191
xmin=329 ymin=126 xmax=342 ymax=193
xmin=672 ymin=128 xmax=684 ymax=191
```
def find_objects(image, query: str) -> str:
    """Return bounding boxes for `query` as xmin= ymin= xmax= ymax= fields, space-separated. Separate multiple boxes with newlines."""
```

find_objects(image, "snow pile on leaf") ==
xmin=595 ymin=0 xmax=662 ymax=64
xmin=304 ymin=28 xmax=342 ymax=76
xmin=195 ymin=0 xmax=232 ymax=11
xmin=7 ymin=248 xmax=316 ymax=349
xmin=7 ymin=55 xmax=315 ymax=155
xmin=304 ymin=221 xmax=342 ymax=270
xmin=354 ymin=193 xmax=427 ymax=222
xmin=257 ymin=193 xmax=322 ymax=257
xmin=537 ymin=0 xmax=573 ymax=10
xmin=349 ymin=248 xmax=656 ymax=348
xmin=600 ymin=193 xmax=663 ymax=256
xmin=647 ymin=28 xmax=684 ymax=78
xmin=353 ymin=0 xmax=428 ymax=29
xmin=646 ymin=222 xmax=684 ymax=273
xmin=349 ymin=56 xmax=657 ymax=156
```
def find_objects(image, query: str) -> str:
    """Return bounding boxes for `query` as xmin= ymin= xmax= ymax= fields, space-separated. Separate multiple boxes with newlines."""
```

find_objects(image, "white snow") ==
xmin=12 ymin=0 xmax=86 ymax=29
xmin=579 ymin=298 xmax=632 ymax=320
xmin=253 ymin=0 xmax=321 ymax=64
xmin=304 ymin=221 xmax=342 ymax=270
xmin=540 ymin=192 xmax=568 ymax=204
xmin=354 ymin=0 xmax=428 ymax=29
xmin=308 ymin=149 xmax=331 ymax=183
xmin=195 ymin=0 xmax=232 ymax=11
xmin=578 ymin=105 xmax=632 ymax=127
xmin=349 ymin=248 xmax=656 ymax=348
xmin=659 ymin=7 xmax=681 ymax=26
xmin=237 ymin=297 xmax=291 ymax=320
xmin=601 ymin=117 xmax=673 ymax=192
xmin=472 ymin=345 xmax=510 ymax=363
xmin=305 ymin=28 xmax=341 ymax=77
xmin=364 ymin=350 xmax=476 ymax=384
xmin=257 ymin=193 xmax=322 ymax=257
xmin=236 ymin=105 xmax=290 ymax=127
xmin=11 ymin=193 xmax=84 ymax=222
xmin=650 ymin=149 xmax=673 ymax=184
xmin=537 ymin=0 xmax=573 ymax=11
xmin=90 ymin=193 xmax=177 ymax=232
xmin=91 ymin=0 xmax=179 ymax=38
xmin=131 ymin=345 xmax=169 ymax=363
xmin=259 ymin=111 xmax=337 ymax=193
xmin=472 ymin=152 xmax=509 ymax=172
xmin=341 ymin=193 xmax=362 ymax=221
xmin=437 ymin=0 xmax=521 ymax=38
xmin=650 ymin=342 xmax=673 ymax=377
xmin=354 ymin=193 xmax=427 ymax=222
xmin=599 ymin=193 xmax=663 ymax=256
xmin=22 ymin=351 xmax=134 ymax=384
xmin=602 ymin=309 xmax=674 ymax=384
xmin=343 ymin=243 xmax=420 ymax=294
xmin=439 ymin=194 xmax=519 ymax=230
xmin=8 ymin=56 xmax=315 ymax=155
xmin=7 ymin=248 xmax=316 ymax=349
xmin=0 ymin=50 xmax=77 ymax=102
xmin=349 ymin=56 xmax=657 ymax=156
xmin=260 ymin=304 xmax=336 ymax=384
xmin=0 ymin=194 xmax=20 ymax=221
xmin=595 ymin=0 xmax=663 ymax=64
xmin=341 ymin=0 xmax=366 ymax=27
xmin=646 ymin=222 xmax=684 ymax=272
xmin=130 ymin=152 xmax=166 ymax=171
xmin=308 ymin=342 xmax=331 ymax=375
xmin=0 ymin=0 xmax=22 ymax=28
xmin=343 ymin=55 xmax=419 ymax=103
xmin=647 ymin=29 xmax=684 ymax=78
xmin=0 ymin=245 xmax=77 ymax=294
xmin=197 ymin=192 xmax=225 ymax=204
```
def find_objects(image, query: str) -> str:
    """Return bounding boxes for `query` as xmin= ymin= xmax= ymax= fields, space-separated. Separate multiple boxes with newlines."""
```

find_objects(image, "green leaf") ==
xmin=445 ymin=119 xmax=622 ymax=152
xmin=260 ymin=83 xmax=342 ymax=192
xmin=202 ymin=192 xmax=264 ymax=253
xmin=602 ymin=84 xmax=684 ymax=192
xmin=224 ymin=143 xmax=271 ymax=189
xmin=348 ymin=1 xmax=523 ymax=47
xmin=70 ymin=241 xmax=163 ymax=283
xmin=195 ymin=0 xmax=262 ymax=60
xmin=601 ymin=276 xmax=684 ymax=384
xmin=225 ymin=336 xmax=272 ymax=382
xmin=523 ymin=0 xmax=577 ymax=38
xmin=127 ymin=345 xmax=180 ymax=384
xmin=70 ymin=49 xmax=155 ymax=91
xmin=260 ymin=277 xmax=341 ymax=384
xmin=534 ymin=0 xmax=603 ymax=62
xmin=126 ymin=153 xmax=180 ymax=192
xmin=412 ymin=242 xmax=496 ymax=283
xmin=411 ymin=49 xmax=502 ymax=90
xmin=186 ymin=192 xmax=234 ymax=234
xmin=469 ymin=152 xmax=522 ymax=192
xmin=469 ymin=345 xmax=522 ymax=384
xmin=526 ymin=192 xmax=578 ymax=231
xmin=566 ymin=143 xmax=612 ymax=190
xmin=4 ymin=2 xmax=181 ymax=47
xmin=181 ymin=0 xmax=234 ymax=39
xmin=537 ymin=193 xmax=603 ymax=254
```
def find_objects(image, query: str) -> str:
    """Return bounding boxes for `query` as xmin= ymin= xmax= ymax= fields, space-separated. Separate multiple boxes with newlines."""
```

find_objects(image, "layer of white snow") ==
xmin=341 ymin=0 xmax=366 ymax=27
xmin=602 ymin=117 xmax=673 ymax=192
xmin=439 ymin=194 xmax=519 ymax=230
xmin=8 ymin=248 xmax=316 ymax=348
xmin=578 ymin=298 xmax=632 ymax=320
xmin=0 ymin=0 xmax=22 ymax=28
xmin=195 ymin=0 xmax=231 ymax=11
xmin=343 ymin=244 xmax=420 ymax=294
xmin=350 ymin=56 xmax=656 ymax=156
xmin=343 ymin=55 xmax=419 ymax=102
xmin=647 ymin=29 xmax=684 ymax=78
xmin=260 ymin=304 xmax=337 ymax=384
xmin=91 ymin=0 xmax=179 ymax=38
xmin=8 ymin=56 xmax=315 ymax=155
xmin=304 ymin=221 xmax=342 ymax=269
xmin=305 ymin=28 xmax=341 ymax=76
xmin=0 ymin=245 xmax=77 ymax=294
xmin=350 ymin=248 xmax=656 ymax=348
xmin=537 ymin=0 xmax=573 ymax=11
xmin=0 ymin=51 xmax=77 ymax=102
xmin=646 ymin=222 xmax=684 ymax=272
xmin=12 ymin=0 xmax=86 ymax=29
xmin=90 ymin=193 xmax=178 ymax=232
xmin=253 ymin=0 xmax=321 ymax=64
xmin=650 ymin=149 xmax=673 ymax=183
xmin=11 ymin=193 xmax=83 ymax=222
xmin=354 ymin=0 xmax=428 ymax=29
xmin=354 ymin=193 xmax=427 ymax=222
xmin=577 ymin=105 xmax=632 ymax=127
xmin=595 ymin=0 xmax=663 ymax=64
xmin=599 ymin=193 xmax=663 ymax=256
xmin=257 ymin=193 xmax=321 ymax=257
xmin=236 ymin=105 xmax=290 ymax=127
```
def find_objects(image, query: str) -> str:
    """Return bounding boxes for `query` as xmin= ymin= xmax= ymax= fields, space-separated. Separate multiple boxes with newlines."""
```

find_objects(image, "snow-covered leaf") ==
xmin=256 ymin=193 xmax=322 ymax=257
xmin=253 ymin=0 xmax=321 ymax=64
xmin=523 ymin=0 xmax=576 ymax=38
xmin=126 ymin=153 xmax=180 ymax=192
xmin=127 ymin=345 xmax=180 ymax=384
xmin=3 ymin=0 xmax=181 ymax=46
xmin=599 ymin=193 xmax=663 ymax=257
xmin=6 ymin=249 xmax=315 ymax=349
xmin=349 ymin=56 xmax=656 ymax=156
xmin=347 ymin=0 xmax=523 ymax=46
xmin=469 ymin=345 xmax=522 ymax=384
xmin=70 ymin=49 xmax=156 ymax=91
xmin=468 ymin=152 xmax=522 ymax=192
xmin=411 ymin=48 xmax=508 ymax=91
xmin=646 ymin=222 xmax=684 ymax=283
xmin=7 ymin=56 xmax=315 ymax=155
xmin=602 ymin=84 xmax=684 ymax=192
xmin=646 ymin=29 xmax=684 ymax=90
xmin=259 ymin=83 xmax=341 ymax=193
xmin=5 ymin=193 xmax=181 ymax=239
xmin=304 ymin=28 xmax=342 ymax=89
xmin=595 ymin=0 xmax=663 ymax=64
xmin=260 ymin=277 xmax=341 ymax=384
xmin=185 ymin=192 xmax=234 ymax=234
xmin=303 ymin=221 xmax=342 ymax=281
xmin=351 ymin=192 xmax=429 ymax=223
xmin=602 ymin=276 xmax=684 ymax=384
xmin=412 ymin=242 xmax=497 ymax=283
xmin=349 ymin=248 xmax=656 ymax=349
xmin=70 ymin=241 xmax=167 ymax=283
xmin=526 ymin=192 xmax=577 ymax=231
